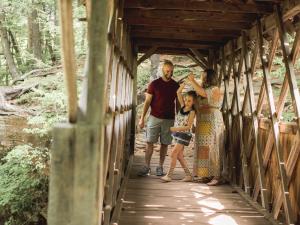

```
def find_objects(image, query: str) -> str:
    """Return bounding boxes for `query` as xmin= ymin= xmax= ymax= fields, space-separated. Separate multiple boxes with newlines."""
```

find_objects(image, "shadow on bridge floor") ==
xmin=118 ymin=151 xmax=274 ymax=225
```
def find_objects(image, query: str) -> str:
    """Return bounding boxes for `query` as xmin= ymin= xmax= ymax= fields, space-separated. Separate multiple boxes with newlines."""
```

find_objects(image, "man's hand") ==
xmin=139 ymin=117 xmax=145 ymax=129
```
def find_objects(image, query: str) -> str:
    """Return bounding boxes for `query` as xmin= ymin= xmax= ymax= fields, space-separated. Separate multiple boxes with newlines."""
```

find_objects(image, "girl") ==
xmin=161 ymin=81 xmax=196 ymax=182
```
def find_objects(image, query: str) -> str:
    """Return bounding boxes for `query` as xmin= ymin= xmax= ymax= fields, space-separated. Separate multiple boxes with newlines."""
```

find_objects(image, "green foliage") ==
xmin=271 ymin=56 xmax=285 ymax=79
xmin=173 ymin=67 xmax=192 ymax=78
xmin=282 ymin=111 xmax=295 ymax=122
xmin=16 ymin=74 xmax=68 ymax=137
xmin=0 ymin=0 xmax=87 ymax=82
xmin=0 ymin=145 xmax=49 ymax=225
xmin=137 ymin=65 xmax=150 ymax=90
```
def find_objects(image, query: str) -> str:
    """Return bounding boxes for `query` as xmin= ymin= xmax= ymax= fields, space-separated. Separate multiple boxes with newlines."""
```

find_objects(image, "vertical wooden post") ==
xmin=57 ymin=0 xmax=78 ymax=123
xmin=48 ymin=125 xmax=75 ymax=225
xmin=242 ymin=31 xmax=269 ymax=209
xmin=130 ymin=50 xmax=138 ymax=155
xmin=231 ymin=43 xmax=250 ymax=194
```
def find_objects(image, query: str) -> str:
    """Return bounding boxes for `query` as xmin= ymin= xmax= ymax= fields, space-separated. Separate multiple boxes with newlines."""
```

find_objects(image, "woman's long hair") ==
xmin=203 ymin=69 xmax=218 ymax=88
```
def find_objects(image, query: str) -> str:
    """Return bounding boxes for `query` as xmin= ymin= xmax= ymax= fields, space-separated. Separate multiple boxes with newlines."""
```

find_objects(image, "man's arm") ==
xmin=139 ymin=93 xmax=153 ymax=128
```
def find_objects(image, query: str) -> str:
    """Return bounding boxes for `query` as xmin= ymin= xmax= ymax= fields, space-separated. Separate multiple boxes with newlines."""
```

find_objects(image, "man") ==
xmin=138 ymin=60 xmax=179 ymax=176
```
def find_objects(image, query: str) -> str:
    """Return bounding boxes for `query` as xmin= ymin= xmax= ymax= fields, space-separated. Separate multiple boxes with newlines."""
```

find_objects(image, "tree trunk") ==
xmin=0 ymin=13 xmax=20 ymax=80
xmin=149 ymin=54 xmax=160 ymax=81
xmin=27 ymin=5 xmax=42 ymax=60
xmin=8 ymin=29 xmax=22 ymax=65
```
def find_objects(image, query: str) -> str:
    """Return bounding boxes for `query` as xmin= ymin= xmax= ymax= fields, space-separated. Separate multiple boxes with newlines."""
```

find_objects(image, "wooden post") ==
xmin=48 ymin=125 xmax=75 ymax=225
xmin=242 ymin=31 xmax=269 ymax=209
xmin=130 ymin=50 xmax=138 ymax=155
xmin=57 ymin=0 xmax=78 ymax=123
xmin=221 ymin=51 xmax=235 ymax=183
xmin=231 ymin=43 xmax=250 ymax=194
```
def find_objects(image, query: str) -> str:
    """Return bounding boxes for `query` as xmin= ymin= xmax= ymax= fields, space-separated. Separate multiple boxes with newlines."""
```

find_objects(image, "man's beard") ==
xmin=163 ymin=74 xmax=172 ymax=80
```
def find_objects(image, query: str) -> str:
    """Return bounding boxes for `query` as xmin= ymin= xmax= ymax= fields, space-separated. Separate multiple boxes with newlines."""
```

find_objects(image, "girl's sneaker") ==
xmin=161 ymin=175 xmax=172 ymax=182
xmin=181 ymin=176 xmax=193 ymax=182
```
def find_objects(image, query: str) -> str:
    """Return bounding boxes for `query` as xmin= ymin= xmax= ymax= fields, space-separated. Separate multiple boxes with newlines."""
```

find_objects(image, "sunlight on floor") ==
xmin=200 ymin=207 xmax=216 ymax=216
xmin=144 ymin=216 xmax=164 ymax=219
xmin=208 ymin=215 xmax=238 ymax=225
xmin=144 ymin=204 xmax=165 ymax=207
xmin=192 ymin=192 xmax=205 ymax=198
xmin=197 ymin=197 xmax=225 ymax=210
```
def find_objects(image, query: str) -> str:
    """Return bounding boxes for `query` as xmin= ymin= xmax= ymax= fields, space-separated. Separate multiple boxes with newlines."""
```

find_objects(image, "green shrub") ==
xmin=0 ymin=145 xmax=49 ymax=225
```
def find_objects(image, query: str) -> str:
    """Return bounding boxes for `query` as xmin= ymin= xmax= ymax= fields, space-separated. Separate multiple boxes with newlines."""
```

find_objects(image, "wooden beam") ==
xmin=187 ymin=53 xmax=207 ymax=70
xmin=257 ymin=19 xmax=295 ymax=225
xmin=131 ymin=31 xmax=231 ymax=42
xmin=134 ymin=38 xmax=218 ymax=49
xmin=124 ymin=0 xmax=274 ymax=14
xmin=58 ymin=0 xmax=78 ymax=123
xmin=190 ymin=48 xmax=209 ymax=69
xmin=138 ymin=47 xmax=192 ymax=55
xmin=131 ymin=26 xmax=242 ymax=37
xmin=125 ymin=17 xmax=252 ymax=30
xmin=124 ymin=9 xmax=259 ymax=22
xmin=137 ymin=46 xmax=157 ymax=65
xmin=223 ymin=2 xmax=300 ymax=56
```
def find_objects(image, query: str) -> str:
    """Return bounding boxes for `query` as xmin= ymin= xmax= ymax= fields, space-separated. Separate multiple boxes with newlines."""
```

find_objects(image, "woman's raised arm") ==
xmin=188 ymin=73 xmax=207 ymax=98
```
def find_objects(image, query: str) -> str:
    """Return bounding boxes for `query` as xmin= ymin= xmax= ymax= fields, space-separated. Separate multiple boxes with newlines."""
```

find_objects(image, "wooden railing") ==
xmin=220 ymin=4 xmax=300 ymax=225
xmin=48 ymin=1 xmax=137 ymax=225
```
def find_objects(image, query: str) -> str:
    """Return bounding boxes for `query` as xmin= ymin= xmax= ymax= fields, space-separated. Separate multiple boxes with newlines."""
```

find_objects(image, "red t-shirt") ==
xmin=147 ymin=77 xmax=179 ymax=119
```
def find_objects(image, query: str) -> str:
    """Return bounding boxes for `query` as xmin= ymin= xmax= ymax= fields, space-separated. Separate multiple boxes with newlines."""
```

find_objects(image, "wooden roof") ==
xmin=123 ymin=0 xmax=280 ymax=55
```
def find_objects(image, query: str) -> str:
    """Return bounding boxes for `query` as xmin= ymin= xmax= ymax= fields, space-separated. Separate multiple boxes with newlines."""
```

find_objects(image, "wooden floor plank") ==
xmin=118 ymin=152 xmax=274 ymax=225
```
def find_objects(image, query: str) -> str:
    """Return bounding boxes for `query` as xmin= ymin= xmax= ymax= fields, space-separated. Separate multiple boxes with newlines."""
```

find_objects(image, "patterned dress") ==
xmin=193 ymin=86 xmax=225 ymax=177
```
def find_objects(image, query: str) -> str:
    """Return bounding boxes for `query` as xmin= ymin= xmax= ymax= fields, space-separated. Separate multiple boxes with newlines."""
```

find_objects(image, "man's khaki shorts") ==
xmin=146 ymin=115 xmax=174 ymax=145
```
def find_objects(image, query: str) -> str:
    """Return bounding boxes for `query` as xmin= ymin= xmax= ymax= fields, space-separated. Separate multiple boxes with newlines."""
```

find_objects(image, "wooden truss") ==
xmin=221 ymin=5 xmax=300 ymax=225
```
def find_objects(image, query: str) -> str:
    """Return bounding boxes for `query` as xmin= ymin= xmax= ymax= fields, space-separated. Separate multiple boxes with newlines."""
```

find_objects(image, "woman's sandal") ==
xmin=194 ymin=176 xmax=212 ymax=183
xmin=206 ymin=177 xmax=224 ymax=186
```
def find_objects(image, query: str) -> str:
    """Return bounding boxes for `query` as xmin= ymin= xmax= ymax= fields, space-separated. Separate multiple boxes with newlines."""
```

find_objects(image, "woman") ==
xmin=187 ymin=69 xmax=225 ymax=186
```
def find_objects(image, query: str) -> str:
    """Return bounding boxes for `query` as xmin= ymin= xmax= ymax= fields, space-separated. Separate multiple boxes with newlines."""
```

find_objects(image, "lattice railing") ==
xmin=220 ymin=5 xmax=300 ymax=225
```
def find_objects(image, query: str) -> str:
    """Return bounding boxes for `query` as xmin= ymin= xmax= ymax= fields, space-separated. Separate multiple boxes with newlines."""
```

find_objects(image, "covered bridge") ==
xmin=48 ymin=1 xmax=300 ymax=225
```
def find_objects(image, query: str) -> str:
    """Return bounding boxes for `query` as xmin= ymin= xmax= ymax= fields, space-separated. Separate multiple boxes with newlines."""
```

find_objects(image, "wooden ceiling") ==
xmin=123 ymin=0 xmax=280 ymax=55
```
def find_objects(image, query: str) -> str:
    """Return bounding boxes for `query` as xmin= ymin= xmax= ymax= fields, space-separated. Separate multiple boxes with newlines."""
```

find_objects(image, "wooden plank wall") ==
xmin=221 ymin=4 xmax=300 ymax=225
xmin=48 ymin=1 xmax=137 ymax=225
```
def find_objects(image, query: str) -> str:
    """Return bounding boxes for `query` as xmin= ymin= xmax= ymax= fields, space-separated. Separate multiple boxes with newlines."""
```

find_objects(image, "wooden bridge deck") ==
xmin=119 ymin=151 xmax=275 ymax=225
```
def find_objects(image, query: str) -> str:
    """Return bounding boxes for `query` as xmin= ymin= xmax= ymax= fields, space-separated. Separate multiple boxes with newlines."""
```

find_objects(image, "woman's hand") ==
xmin=179 ymin=82 xmax=185 ymax=89
xmin=187 ymin=73 xmax=195 ymax=82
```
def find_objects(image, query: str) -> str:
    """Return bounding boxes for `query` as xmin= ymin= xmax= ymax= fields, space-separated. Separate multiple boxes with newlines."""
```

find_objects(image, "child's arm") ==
xmin=170 ymin=111 xmax=196 ymax=132
xmin=177 ymin=82 xmax=185 ymax=108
